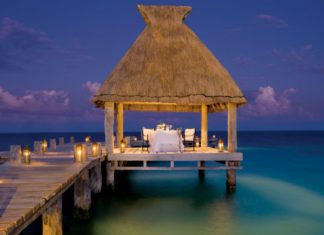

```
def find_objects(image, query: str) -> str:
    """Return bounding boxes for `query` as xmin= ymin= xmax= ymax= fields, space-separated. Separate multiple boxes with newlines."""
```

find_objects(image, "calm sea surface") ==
xmin=2 ymin=131 xmax=324 ymax=235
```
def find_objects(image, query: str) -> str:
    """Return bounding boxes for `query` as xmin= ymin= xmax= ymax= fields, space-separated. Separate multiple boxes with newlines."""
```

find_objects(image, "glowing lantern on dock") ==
xmin=218 ymin=138 xmax=224 ymax=152
xmin=41 ymin=139 xmax=48 ymax=153
xmin=91 ymin=141 xmax=101 ymax=157
xmin=120 ymin=139 xmax=126 ymax=153
xmin=23 ymin=145 xmax=31 ymax=164
xmin=74 ymin=143 xmax=86 ymax=163
xmin=85 ymin=136 xmax=91 ymax=143
xmin=195 ymin=136 xmax=200 ymax=148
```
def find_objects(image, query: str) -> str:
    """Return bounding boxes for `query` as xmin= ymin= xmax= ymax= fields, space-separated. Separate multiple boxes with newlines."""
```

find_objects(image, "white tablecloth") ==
xmin=148 ymin=130 xmax=184 ymax=153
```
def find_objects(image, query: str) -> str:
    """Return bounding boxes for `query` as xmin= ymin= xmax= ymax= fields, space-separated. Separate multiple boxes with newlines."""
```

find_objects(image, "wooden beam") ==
xmin=58 ymin=137 xmax=64 ymax=146
xmin=227 ymin=103 xmax=237 ymax=152
xmin=110 ymin=166 xmax=242 ymax=171
xmin=226 ymin=161 xmax=238 ymax=192
xmin=106 ymin=161 xmax=115 ymax=190
xmin=74 ymin=170 xmax=91 ymax=220
xmin=123 ymin=104 xmax=201 ymax=112
xmin=109 ymin=150 xmax=243 ymax=161
xmin=116 ymin=103 xmax=124 ymax=147
xmin=42 ymin=198 xmax=62 ymax=235
xmin=89 ymin=162 xmax=102 ymax=193
xmin=9 ymin=145 xmax=21 ymax=163
xmin=49 ymin=139 xmax=56 ymax=150
xmin=104 ymin=102 xmax=114 ymax=155
xmin=201 ymin=104 xmax=208 ymax=147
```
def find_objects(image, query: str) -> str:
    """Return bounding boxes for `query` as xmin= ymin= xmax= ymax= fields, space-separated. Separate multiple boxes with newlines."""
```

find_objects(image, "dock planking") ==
xmin=0 ymin=152 xmax=103 ymax=235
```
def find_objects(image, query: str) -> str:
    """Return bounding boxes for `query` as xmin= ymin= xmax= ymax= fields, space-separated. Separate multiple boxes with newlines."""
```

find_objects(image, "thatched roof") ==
xmin=93 ymin=5 xmax=246 ymax=108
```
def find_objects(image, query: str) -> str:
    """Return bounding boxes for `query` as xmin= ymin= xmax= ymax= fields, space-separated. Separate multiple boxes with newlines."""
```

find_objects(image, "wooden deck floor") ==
xmin=0 ymin=153 xmax=101 ymax=235
xmin=109 ymin=147 xmax=243 ymax=171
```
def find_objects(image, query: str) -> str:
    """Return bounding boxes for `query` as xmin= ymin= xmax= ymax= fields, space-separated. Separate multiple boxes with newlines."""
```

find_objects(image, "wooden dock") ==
xmin=0 ymin=151 xmax=103 ymax=235
xmin=110 ymin=147 xmax=242 ymax=171
xmin=0 ymin=142 xmax=243 ymax=235
xmin=106 ymin=147 xmax=243 ymax=192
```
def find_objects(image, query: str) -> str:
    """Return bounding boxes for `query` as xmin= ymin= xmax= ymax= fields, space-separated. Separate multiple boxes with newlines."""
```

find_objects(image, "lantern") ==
xmin=120 ymin=139 xmax=126 ymax=153
xmin=74 ymin=143 xmax=86 ymax=162
xmin=91 ymin=141 xmax=101 ymax=157
xmin=85 ymin=136 xmax=91 ymax=143
xmin=218 ymin=138 xmax=224 ymax=152
xmin=23 ymin=145 xmax=31 ymax=164
xmin=41 ymin=139 xmax=48 ymax=153
xmin=195 ymin=136 xmax=200 ymax=148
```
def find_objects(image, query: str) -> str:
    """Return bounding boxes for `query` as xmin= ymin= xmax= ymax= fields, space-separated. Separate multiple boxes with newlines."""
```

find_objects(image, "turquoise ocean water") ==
xmin=2 ymin=131 xmax=324 ymax=235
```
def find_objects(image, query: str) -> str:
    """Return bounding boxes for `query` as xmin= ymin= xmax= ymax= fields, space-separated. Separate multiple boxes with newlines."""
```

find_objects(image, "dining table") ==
xmin=148 ymin=129 xmax=184 ymax=153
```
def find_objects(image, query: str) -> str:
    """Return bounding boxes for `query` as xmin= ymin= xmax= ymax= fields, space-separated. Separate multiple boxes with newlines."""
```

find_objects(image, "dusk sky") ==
xmin=1 ymin=0 xmax=324 ymax=132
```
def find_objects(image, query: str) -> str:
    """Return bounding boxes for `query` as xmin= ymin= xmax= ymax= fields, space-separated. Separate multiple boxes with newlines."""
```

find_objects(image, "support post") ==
xmin=9 ymin=145 xmax=22 ymax=163
xmin=90 ymin=161 xmax=102 ymax=193
xmin=226 ymin=161 xmax=237 ymax=192
xmin=201 ymin=104 xmax=208 ymax=148
xmin=70 ymin=136 xmax=75 ymax=144
xmin=227 ymin=103 xmax=237 ymax=191
xmin=104 ymin=102 xmax=115 ymax=155
xmin=106 ymin=161 xmax=115 ymax=190
xmin=58 ymin=137 xmax=64 ymax=146
xmin=105 ymin=102 xmax=115 ymax=189
xmin=199 ymin=104 xmax=208 ymax=178
xmin=34 ymin=141 xmax=42 ymax=154
xmin=42 ymin=198 xmax=62 ymax=235
xmin=49 ymin=139 xmax=56 ymax=150
xmin=116 ymin=103 xmax=124 ymax=147
xmin=74 ymin=170 xmax=91 ymax=219
xmin=198 ymin=161 xmax=205 ymax=180
xmin=227 ymin=103 xmax=237 ymax=153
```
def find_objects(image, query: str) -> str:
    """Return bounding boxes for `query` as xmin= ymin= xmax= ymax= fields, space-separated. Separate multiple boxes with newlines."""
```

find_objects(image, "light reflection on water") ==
xmin=10 ymin=132 xmax=322 ymax=235
xmin=64 ymin=170 xmax=324 ymax=235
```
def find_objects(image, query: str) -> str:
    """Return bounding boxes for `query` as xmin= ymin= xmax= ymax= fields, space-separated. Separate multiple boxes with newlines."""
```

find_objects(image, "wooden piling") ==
xmin=90 ymin=162 xmax=102 ymax=193
xmin=49 ymin=139 xmax=56 ymax=150
xmin=198 ymin=161 xmax=205 ymax=179
xmin=58 ymin=137 xmax=64 ymax=146
xmin=106 ymin=161 xmax=115 ymax=190
xmin=9 ymin=145 xmax=22 ymax=163
xmin=226 ymin=161 xmax=237 ymax=192
xmin=34 ymin=141 xmax=42 ymax=153
xmin=74 ymin=170 xmax=91 ymax=220
xmin=42 ymin=198 xmax=62 ymax=235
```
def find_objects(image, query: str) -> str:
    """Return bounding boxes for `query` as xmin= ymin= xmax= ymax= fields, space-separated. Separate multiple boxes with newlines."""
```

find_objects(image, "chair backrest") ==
xmin=184 ymin=128 xmax=195 ymax=141
xmin=142 ymin=128 xmax=154 ymax=141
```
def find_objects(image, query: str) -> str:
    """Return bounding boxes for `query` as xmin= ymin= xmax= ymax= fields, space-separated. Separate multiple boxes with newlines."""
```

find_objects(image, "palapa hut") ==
xmin=93 ymin=5 xmax=246 ymax=155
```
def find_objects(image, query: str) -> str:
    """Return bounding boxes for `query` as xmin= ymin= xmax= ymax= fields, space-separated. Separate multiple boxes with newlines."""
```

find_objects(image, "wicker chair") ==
xmin=183 ymin=128 xmax=195 ymax=151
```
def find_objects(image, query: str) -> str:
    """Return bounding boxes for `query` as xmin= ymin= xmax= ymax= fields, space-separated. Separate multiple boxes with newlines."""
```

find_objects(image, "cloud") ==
xmin=243 ymin=86 xmax=298 ymax=116
xmin=273 ymin=44 xmax=324 ymax=75
xmin=256 ymin=14 xmax=288 ymax=28
xmin=84 ymin=81 xmax=101 ymax=101
xmin=84 ymin=81 xmax=101 ymax=95
xmin=0 ymin=17 xmax=55 ymax=71
xmin=0 ymin=86 xmax=70 ymax=115
xmin=0 ymin=17 xmax=92 ymax=72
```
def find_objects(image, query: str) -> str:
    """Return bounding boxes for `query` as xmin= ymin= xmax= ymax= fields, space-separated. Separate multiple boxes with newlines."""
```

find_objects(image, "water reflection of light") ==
xmin=239 ymin=175 xmax=324 ymax=216
xmin=210 ymin=200 xmax=234 ymax=235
